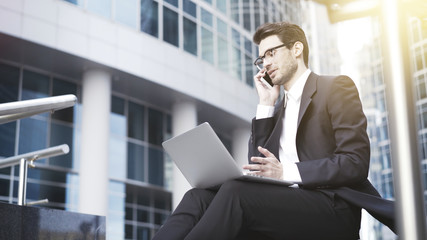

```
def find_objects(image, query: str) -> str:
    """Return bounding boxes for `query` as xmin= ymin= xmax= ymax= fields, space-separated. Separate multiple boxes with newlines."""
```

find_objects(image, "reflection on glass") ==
xmin=107 ymin=181 xmax=125 ymax=238
xmin=202 ymin=27 xmax=214 ymax=64
xmin=183 ymin=17 xmax=197 ymax=56
xmin=115 ymin=0 xmax=138 ymax=28
xmin=141 ymin=0 xmax=159 ymax=37
xmin=127 ymin=142 xmax=145 ymax=182
xmin=163 ymin=6 xmax=179 ymax=47
xmin=87 ymin=0 xmax=112 ymax=18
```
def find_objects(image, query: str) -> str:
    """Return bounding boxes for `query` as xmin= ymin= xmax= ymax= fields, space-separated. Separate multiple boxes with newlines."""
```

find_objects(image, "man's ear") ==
xmin=293 ymin=42 xmax=304 ymax=57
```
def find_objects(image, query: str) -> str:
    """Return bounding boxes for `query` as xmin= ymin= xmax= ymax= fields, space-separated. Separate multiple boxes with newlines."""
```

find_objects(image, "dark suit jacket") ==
xmin=248 ymin=72 xmax=396 ymax=233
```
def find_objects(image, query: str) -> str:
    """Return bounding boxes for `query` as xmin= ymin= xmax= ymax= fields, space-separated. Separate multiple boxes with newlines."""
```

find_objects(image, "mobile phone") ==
xmin=260 ymin=72 xmax=274 ymax=89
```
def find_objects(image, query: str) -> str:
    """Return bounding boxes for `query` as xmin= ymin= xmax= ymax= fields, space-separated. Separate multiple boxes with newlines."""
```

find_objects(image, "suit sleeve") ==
xmin=297 ymin=76 xmax=370 ymax=188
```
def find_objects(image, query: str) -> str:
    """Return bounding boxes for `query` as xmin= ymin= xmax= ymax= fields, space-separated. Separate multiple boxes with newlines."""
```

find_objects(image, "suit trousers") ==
xmin=152 ymin=180 xmax=361 ymax=240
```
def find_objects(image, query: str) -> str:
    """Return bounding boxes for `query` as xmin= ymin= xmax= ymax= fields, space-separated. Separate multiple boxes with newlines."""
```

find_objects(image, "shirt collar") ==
xmin=284 ymin=69 xmax=311 ymax=102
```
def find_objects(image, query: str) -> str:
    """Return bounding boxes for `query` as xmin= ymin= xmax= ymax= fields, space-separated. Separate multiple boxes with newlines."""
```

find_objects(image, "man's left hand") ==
xmin=243 ymin=146 xmax=283 ymax=180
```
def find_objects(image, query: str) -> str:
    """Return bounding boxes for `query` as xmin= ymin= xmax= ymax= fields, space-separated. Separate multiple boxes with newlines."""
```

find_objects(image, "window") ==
xmin=183 ymin=0 xmax=196 ymax=17
xmin=202 ymin=27 xmax=214 ymax=64
xmin=163 ymin=7 xmax=179 ymax=47
xmin=87 ymin=0 xmax=112 ymax=18
xmin=0 ymin=63 xmax=19 ymax=157
xmin=183 ymin=17 xmax=197 ymax=56
xmin=128 ymin=102 xmax=145 ymax=141
xmin=52 ymin=78 xmax=77 ymax=123
xmin=148 ymin=147 xmax=164 ymax=186
xmin=115 ymin=0 xmax=138 ymax=28
xmin=127 ymin=142 xmax=145 ymax=182
xmin=201 ymin=8 xmax=213 ymax=27
xmin=141 ymin=0 xmax=159 ymax=37
xmin=148 ymin=108 xmax=163 ymax=146
xmin=218 ymin=37 xmax=229 ymax=72
xmin=50 ymin=123 xmax=74 ymax=168
xmin=231 ymin=0 xmax=240 ymax=24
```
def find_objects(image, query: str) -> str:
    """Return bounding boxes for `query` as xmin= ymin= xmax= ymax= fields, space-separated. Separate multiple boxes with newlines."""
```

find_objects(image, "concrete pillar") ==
xmin=171 ymin=101 xmax=197 ymax=209
xmin=232 ymin=127 xmax=251 ymax=168
xmin=79 ymin=69 xmax=111 ymax=216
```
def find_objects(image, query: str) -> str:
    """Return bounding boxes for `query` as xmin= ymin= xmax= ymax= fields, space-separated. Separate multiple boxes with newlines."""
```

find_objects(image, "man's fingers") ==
xmin=257 ymin=146 xmax=276 ymax=158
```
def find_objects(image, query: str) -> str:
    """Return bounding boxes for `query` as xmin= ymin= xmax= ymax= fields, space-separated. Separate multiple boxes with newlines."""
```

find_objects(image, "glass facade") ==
xmin=62 ymin=0 xmax=301 ymax=87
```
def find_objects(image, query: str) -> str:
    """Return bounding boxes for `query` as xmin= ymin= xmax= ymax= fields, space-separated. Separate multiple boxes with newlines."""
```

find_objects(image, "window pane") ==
xmin=183 ymin=17 xmax=197 ymax=56
xmin=231 ymin=47 xmax=242 ymax=80
xmin=163 ymin=7 xmax=179 ymax=47
xmin=164 ymin=0 xmax=178 ymax=7
xmin=128 ymin=102 xmax=145 ymax=141
xmin=0 ymin=63 xmax=19 ymax=157
xmin=52 ymin=79 xmax=77 ymax=123
xmin=63 ymin=0 xmax=84 ymax=6
xmin=216 ymin=0 xmax=227 ymax=14
xmin=148 ymin=108 xmax=163 ymax=146
xmin=50 ymin=123 xmax=74 ymax=168
xmin=218 ymin=37 xmax=229 ymax=72
xmin=217 ymin=18 xmax=227 ymax=37
xmin=245 ymin=54 xmax=254 ymax=87
xmin=18 ymin=118 xmax=48 ymax=155
xmin=202 ymin=27 xmax=214 ymax=64
xmin=22 ymin=70 xmax=49 ymax=100
xmin=127 ymin=142 xmax=145 ymax=182
xmin=232 ymin=28 xmax=240 ymax=46
xmin=141 ymin=0 xmax=158 ymax=37
xmin=148 ymin=147 xmax=163 ymax=186
xmin=0 ymin=63 xmax=19 ymax=103
xmin=231 ymin=0 xmax=240 ymax=24
xmin=115 ymin=0 xmax=138 ymax=28
xmin=201 ymin=8 xmax=213 ymax=27
xmin=183 ymin=0 xmax=196 ymax=17
xmin=87 ymin=0 xmax=112 ymax=18
xmin=110 ymin=96 xmax=126 ymax=136
xmin=243 ymin=0 xmax=251 ymax=31
xmin=109 ymin=137 xmax=127 ymax=179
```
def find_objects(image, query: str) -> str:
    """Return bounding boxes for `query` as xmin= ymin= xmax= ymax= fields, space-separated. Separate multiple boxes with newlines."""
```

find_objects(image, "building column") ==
xmin=232 ymin=127 xmax=251 ymax=168
xmin=171 ymin=101 xmax=197 ymax=209
xmin=79 ymin=69 xmax=111 ymax=216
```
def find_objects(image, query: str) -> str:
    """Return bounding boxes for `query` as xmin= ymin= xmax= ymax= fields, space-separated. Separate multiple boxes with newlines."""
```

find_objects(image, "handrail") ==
xmin=0 ymin=144 xmax=70 ymax=169
xmin=0 ymin=94 xmax=77 ymax=124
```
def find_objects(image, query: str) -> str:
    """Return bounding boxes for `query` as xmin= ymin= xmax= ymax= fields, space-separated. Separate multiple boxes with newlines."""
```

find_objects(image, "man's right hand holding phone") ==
xmin=254 ymin=68 xmax=280 ymax=106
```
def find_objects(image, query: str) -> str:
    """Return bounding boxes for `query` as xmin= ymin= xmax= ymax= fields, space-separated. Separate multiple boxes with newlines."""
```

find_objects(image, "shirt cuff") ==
xmin=256 ymin=104 xmax=275 ymax=119
xmin=282 ymin=162 xmax=302 ymax=183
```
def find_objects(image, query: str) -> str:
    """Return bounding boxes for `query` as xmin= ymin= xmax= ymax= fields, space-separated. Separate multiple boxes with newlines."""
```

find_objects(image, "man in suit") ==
xmin=152 ymin=22 xmax=394 ymax=240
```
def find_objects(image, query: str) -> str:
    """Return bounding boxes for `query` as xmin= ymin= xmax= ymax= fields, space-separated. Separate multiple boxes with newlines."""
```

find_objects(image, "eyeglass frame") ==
xmin=253 ymin=42 xmax=292 ymax=70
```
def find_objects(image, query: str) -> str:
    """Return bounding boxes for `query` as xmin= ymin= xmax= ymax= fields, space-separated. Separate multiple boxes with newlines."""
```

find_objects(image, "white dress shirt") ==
xmin=256 ymin=69 xmax=311 ymax=184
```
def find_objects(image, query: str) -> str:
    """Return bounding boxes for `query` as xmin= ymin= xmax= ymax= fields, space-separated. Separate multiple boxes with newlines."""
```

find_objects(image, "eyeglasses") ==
xmin=253 ymin=43 xmax=288 ymax=70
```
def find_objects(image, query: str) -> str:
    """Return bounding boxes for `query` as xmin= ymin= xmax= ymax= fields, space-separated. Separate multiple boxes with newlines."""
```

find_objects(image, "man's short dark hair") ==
xmin=253 ymin=22 xmax=309 ymax=68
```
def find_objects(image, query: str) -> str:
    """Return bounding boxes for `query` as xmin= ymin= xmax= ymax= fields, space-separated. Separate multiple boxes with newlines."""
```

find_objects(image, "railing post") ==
xmin=17 ymin=158 xmax=28 ymax=206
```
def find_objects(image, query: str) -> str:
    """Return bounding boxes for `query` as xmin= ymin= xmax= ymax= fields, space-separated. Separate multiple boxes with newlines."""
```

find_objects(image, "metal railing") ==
xmin=0 ymin=94 xmax=77 ymax=206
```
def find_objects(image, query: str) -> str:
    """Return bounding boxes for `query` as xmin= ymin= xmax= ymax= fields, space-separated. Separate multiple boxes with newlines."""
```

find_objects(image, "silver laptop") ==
xmin=162 ymin=122 xmax=293 ymax=189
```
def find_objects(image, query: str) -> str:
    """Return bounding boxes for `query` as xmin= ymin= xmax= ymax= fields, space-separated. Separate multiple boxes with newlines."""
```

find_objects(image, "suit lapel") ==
xmin=298 ymin=72 xmax=317 ymax=128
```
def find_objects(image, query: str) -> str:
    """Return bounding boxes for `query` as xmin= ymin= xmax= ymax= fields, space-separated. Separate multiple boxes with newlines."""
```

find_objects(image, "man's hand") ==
xmin=243 ymin=146 xmax=283 ymax=180
xmin=254 ymin=69 xmax=280 ymax=106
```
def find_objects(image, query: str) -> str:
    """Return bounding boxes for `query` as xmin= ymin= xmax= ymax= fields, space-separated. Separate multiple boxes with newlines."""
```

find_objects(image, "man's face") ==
xmin=258 ymin=35 xmax=298 ymax=86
